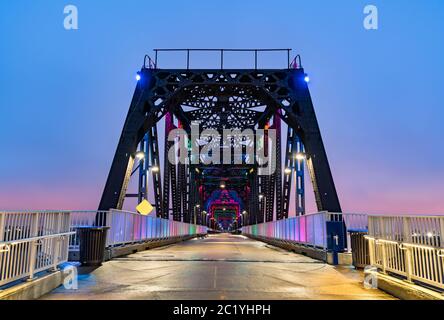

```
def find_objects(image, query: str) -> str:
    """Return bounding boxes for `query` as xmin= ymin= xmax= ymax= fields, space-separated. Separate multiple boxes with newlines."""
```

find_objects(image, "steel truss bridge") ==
xmin=2 ymin=49 xmax=443 ymax=300
xmin=99 ymin=48 xmax=341 ymax=231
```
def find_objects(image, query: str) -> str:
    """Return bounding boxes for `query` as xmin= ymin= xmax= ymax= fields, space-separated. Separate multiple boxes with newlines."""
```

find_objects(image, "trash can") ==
xmin=350 ymin=231 xmax=370 ymax=269
xmin=77 ymin=226 xmax=110 ymax=266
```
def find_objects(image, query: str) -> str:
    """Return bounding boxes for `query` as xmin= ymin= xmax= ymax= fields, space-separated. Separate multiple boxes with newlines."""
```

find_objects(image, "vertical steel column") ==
xmin=162 ymin=124 xmax=171 ymax=219
xmin=147 ymin=125 xmax=164 ymax=218
xmin=177 ymin=122 xmax=188 ymax=222
xmin=188 ymin=169 xmax=198 ymax=223
xmin=274 ymin=111 xmax=283 ymax=220
xmin=163 ymin=112 xmax=180 ymax=220
xmin=282 ymin=126 xmax=296 ymax=218
xmin=263 ymin=123 xmax=274 ymax=222
xmin=250 ymin=172 xmax=260 ymax=225
xmin=138 ymin=133 xmax=149 ymax=203
xmin=258 ymin=175 xmax=265 ymax=223
xmin=178 ymin=162 xmax=187 ymax=222
xmin=295 ymin=135 xmax=305 ymax=216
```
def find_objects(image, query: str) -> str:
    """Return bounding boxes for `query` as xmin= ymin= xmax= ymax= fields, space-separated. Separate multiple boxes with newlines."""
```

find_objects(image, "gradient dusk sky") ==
xmin=0 ymin=0 xmax=443 ymax=214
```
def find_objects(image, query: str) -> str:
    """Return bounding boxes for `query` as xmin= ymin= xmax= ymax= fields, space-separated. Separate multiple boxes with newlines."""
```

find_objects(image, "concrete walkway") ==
xmin=41 ymin=234 xmax=394 ymax=300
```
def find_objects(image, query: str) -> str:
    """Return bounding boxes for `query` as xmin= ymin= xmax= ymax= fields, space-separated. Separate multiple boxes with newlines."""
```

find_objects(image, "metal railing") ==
xmin=70 ymin=210 xmax=208 ymax=249
xmin=0 ymin=211 xmax=74 ymax=287
xmin=1 ymin=209 xmax=206 ymax=287
xmin=243 ymin=212 xmax=329 ymax=249
xmin=367 ymin=215 xmax=444 ymax=291
xmin=242 ymin=212 xmax=367 ymax=250
xmin=105 ymin=209 xmax=207 ymax=247
xmin=342 ymin=213 xmax=369 ymax=232
xmin=148 ymin=48 xmax=300 ymax=70
xmin=69 ymin=211 xmax=107 ymax=250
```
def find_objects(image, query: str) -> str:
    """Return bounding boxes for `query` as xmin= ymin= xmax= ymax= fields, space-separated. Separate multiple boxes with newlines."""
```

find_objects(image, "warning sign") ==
xmin=136 ymin=199 xmax=154 ymax=216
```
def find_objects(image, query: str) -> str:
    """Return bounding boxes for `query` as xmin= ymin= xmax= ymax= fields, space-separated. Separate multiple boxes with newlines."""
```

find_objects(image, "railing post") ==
xmin=403 ymin=217 xmax=411 ymax=243
xmin=105 ymin=211 xmax=112 ymax=247
xmin=404 ymin=244 xmax=413 ymax=282
xmin=123 ymin=211 xmax=127 ymax=244
xmin=28 ymin=213 xmax=39 ymax=281
xmin=322 ymin=213 xmax=326 ymax=248
xmin=381 ymin=241 xmax=387 ymax=274
xmin=0 ymin=213 xmax=5 ymax=242
xmin=379 ymin=218 xmax=385 ymax=240
xmin=155 ymin=50 xmax=158 ymax=68
xmin=220 ymin=49 xmax=224 ymax=70
xmin=187 ymin=49 xmax=190 ymax=70
xmin=347 ymin=232 xmax=352 ymax=253
xmin=287 ymin=49 xmax=290 ymax=69
xmin=0 ymin=212 xmax=5 ymax=275
xmin=52 ymin=213 xmax=62 ymax=271
xmin=368 ymin=238 xmax=376 ymax=266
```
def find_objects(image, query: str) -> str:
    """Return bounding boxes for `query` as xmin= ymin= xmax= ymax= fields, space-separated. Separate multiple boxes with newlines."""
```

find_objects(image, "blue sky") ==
xmin=0 ymin=0 xmax=443 ymax=213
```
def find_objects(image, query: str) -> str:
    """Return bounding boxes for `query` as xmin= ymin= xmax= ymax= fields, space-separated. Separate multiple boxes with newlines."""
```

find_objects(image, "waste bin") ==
xmin=350 ymin=231 xmax=370 ymax=269
xmin=77 ymin=226 xmax=110 ymax=266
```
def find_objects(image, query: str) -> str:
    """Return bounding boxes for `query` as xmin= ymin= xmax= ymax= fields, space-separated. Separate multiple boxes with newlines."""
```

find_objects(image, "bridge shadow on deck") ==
xmin=41 ymin=234 xmax=394 ymax=300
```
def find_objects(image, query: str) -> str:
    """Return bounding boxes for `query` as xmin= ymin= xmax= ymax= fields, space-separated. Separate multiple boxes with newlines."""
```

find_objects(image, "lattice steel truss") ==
xmin=98 ymin=50 xmax=341 ymax=227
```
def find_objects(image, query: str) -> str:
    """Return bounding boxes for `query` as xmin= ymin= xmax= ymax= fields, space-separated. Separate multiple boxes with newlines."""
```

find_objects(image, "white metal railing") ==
xmin=69 ymin=210 xmax=208 ymax=249
xmin=368 ymin=215 xmax=444 ymax=247
xmin=367 ymin=214 xmax=444 ymax=291
xmin=342 ymin=213 xmax=368 ymax=232
xmin=0 ymin=211 xmax=74 ymax=287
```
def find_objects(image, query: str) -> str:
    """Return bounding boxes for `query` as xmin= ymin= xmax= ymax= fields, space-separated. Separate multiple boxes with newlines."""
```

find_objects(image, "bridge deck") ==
xmin=42 ymin=234 xmax=394 ymax=300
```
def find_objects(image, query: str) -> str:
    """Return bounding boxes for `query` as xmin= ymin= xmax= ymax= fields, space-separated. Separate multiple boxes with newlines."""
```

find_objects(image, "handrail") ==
xmin=242 ymin=211 xmax=330 ymax=249
xmin=0 ymin=231 xmax=75 ymax=246
xmin=69 ymin=210 xmax=208 ymax=249
xmin=364 ymin=214 xmax=444 ymax=292
xmin=150 ymin=48 xmax=297 ymax=70
xmin=0 ymin=211 xmax=73 ymax=287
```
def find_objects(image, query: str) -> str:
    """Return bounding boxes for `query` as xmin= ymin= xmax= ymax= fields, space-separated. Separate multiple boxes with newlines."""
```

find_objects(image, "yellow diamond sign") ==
xmin=136 ymin=199 xmax=154 ymax=216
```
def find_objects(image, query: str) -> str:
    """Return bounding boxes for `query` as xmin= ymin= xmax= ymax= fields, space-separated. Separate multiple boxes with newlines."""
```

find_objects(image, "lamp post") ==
xmin=259 ymin=194 xmax=266 ymax=224
xmin=194 ymin=204 xmax=200 ymax=225
xmin=242 ymin=210 xmax=248 ymax=227
xmin=202 ymin=211 xmax=207 ymax=226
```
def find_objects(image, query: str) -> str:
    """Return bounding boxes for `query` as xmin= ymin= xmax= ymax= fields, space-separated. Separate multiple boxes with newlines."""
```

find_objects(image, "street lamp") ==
xmin=202 ymin=211 xmax=208 ymax=226
xmin=258 ymin=195 xmax=266 ymax=225
xmin=135 ymin=151 xmax=145 ymax=160
xmin=284 ymin=167 xmax=292 ymax=175
xmin=194 ymin=204 xmax=200 ymax=224
xmin=242 ymin=210 xmax=248 ymax=226
xmin=295 ymin=152 xmax=306 ymax=161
